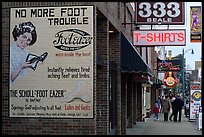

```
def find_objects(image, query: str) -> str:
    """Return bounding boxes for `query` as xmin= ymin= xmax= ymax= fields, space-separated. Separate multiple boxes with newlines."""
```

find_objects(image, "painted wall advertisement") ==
xmin=9 ymin=6 xmax=94 ymax=118
xmin=190 ymin=6 xmax=202 ymax=42
xmin=189 ymin=89 xmax=201 ymax=120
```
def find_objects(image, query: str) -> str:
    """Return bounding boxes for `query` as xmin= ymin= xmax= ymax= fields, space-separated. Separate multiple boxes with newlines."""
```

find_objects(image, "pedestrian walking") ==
xmin=161 ymin=95 xmax=170 ymax=121
xmin=156 ymin=96 xmax=161 ymax=110
xmin=153 ymin=103 xmax=160 ymax=121
xmin=160 ymin=95 xmax=164 ymax=113
xmin=174 ymin=94 xmax=183 ymax=122
xmin=169 ymin=94 xmax=176 ymax=121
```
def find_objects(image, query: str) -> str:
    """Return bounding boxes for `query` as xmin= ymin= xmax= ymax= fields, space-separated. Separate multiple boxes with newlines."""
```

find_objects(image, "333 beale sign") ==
xmin=135 ymin=2 xmax=185 ymax=25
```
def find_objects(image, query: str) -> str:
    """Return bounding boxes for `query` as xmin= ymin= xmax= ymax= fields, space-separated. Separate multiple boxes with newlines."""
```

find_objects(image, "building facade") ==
xmin=2 ymin=2 xmax=159 ymax=135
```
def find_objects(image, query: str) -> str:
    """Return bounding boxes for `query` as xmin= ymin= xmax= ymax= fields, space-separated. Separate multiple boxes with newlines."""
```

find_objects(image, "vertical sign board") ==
xmin=9 ymin=6 xmax=94 ymax=118
xmin=189 ymin=89 xmax=201 ymax=121
xmin=190 ymin=6 xmax=202 ymax=42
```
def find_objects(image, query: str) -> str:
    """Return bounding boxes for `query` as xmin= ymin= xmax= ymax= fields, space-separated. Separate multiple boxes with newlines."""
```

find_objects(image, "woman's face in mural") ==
xmin=16 ymin=32 xmax=32 ymax=49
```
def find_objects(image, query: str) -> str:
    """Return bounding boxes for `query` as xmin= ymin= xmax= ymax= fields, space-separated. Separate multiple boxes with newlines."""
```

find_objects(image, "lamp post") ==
xmin=181 ymin=48 xmax=194 ymax=108
xmin=181 ymin=49 xmax=185 ymax=108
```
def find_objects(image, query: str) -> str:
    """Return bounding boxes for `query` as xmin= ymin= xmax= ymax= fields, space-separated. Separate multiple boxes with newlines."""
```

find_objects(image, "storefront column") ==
xmin=127 ymin=74 xmax=133 ymax=128
xmin=96 ymin=17 xmax=109 ymax=134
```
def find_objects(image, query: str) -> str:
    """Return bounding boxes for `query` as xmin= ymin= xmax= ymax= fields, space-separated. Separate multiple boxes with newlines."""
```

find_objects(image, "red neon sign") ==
xmin=133 ymin=29 xmax=186 ymax=46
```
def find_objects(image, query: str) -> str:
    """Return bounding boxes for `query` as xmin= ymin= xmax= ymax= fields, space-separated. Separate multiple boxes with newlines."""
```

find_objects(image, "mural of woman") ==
xmin=10 ymin=21 xmax=48 ymax=83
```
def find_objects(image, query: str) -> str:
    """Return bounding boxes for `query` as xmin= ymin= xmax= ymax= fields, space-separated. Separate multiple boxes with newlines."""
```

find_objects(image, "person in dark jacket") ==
xmin=156 ymin=96 xmax=161 ymax=110
xmin=160 ymin=95 xmax=164 ymax=113
xmin=173 ymin=94 xmax=183 ymax=122
xmin=169 ymin=94 xmax=176 ymax=121
xmin=178 ymin=95 xmax=184 ymax=122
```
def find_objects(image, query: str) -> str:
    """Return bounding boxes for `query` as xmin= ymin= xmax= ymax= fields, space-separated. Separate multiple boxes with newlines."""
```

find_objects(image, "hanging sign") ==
xmin=135 ymin=2 xmax=185 ymax=25
xmin=157 ymin=58 xmax=181 ymax=71
xmin=190 ymin=6 xmax=202 ymax=43
xmin=133 ymin=29 xmax=186 ymax=46
xmin=163 ymin=72 xmax=178 ymax=88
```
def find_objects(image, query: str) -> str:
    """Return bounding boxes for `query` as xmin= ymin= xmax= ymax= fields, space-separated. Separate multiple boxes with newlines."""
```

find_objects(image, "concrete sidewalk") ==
xmin=126 ymin=112 xmax=202 ymax=135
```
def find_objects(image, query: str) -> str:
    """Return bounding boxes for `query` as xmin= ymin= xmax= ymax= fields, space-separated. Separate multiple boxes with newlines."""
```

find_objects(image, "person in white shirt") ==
xmin=10 ymin=21 xmax=37 ymax=83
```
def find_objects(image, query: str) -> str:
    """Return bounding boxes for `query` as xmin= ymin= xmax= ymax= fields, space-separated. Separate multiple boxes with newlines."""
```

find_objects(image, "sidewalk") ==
xmin=126 ymin=112 xmax=202 ymax=135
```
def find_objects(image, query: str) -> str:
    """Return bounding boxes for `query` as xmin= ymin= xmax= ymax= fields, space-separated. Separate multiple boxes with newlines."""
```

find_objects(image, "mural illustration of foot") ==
xmin=61 ymin=80 xmax=91 ymax=103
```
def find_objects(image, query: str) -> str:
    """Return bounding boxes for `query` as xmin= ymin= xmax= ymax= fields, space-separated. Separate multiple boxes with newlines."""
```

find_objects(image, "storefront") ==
xmin=121 ymin=33 xmax=155 ymax=123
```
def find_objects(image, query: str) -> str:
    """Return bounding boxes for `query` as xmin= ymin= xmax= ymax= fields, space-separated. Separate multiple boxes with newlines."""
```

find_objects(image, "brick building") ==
xmin=2 ymin=2 xmax=159 ymax=135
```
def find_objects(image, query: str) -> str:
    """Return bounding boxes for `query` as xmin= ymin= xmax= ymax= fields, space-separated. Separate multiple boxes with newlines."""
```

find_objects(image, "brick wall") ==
xmin=109 ymin=32 xmax=122 ymax=134
xmin=96 ymin=17 xmax=109 ymax=134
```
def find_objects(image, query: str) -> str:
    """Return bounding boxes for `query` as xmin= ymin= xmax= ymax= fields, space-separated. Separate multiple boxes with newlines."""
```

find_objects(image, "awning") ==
xmin=120 ymin=33 xmax=154 ymax=77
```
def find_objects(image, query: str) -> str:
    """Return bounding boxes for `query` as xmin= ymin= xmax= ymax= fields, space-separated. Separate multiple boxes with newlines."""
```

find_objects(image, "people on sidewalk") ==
xmin=153 ymin=103 xmax=160 ymax=121
xmin=160 ymin=95 xmax=164 ymax=113
xmin=161 ymin=95 xmax=171 ymax=121
xmin=156 ymin=96 xmax=161 ymax=110
xmin=169 ymin=94 xmax=176 ymax=121
xmin=173 ymin=94 xmax=183 ymax=122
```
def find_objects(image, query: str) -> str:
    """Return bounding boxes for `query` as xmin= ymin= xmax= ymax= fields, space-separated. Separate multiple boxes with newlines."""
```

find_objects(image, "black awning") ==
xmin=120 ymin=33 xmax=154 ymax=77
